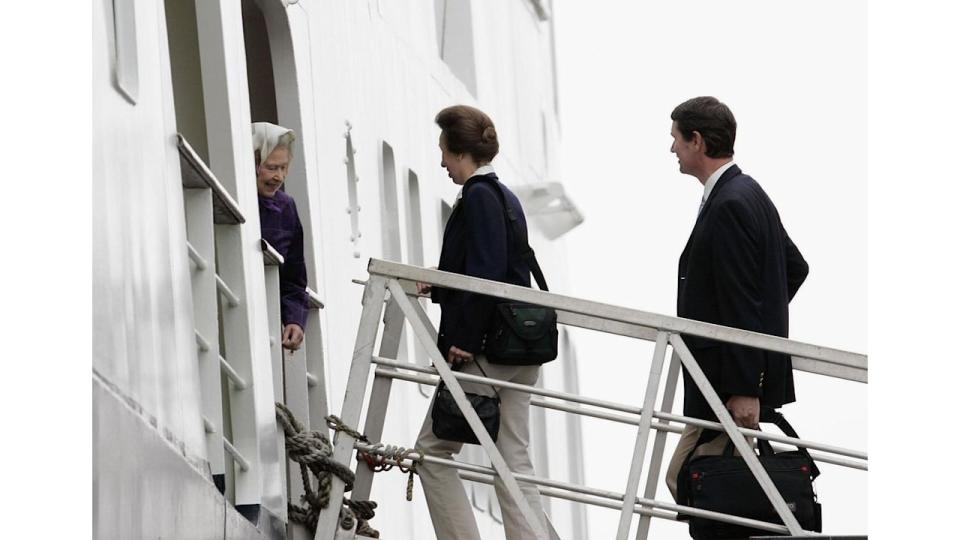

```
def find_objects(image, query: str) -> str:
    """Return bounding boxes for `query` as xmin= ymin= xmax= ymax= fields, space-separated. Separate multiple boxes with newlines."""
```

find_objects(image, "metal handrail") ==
xmin=176 ymin=134 xmax=245 ymax=225
xmin=186 ymin=241 xmax=208 ymax=270
xmin=215 ymin=274 xmax=241 ymax=308
xmin=223 ymin=438 xmax=250 ymax=472
xmin=260 ymin=239 xmax=284 ymax=266
xmin=306 ymin=287 xmax=325 ymax=309
xmin=373 ymin=365 xmax=868 ymax=471
xmin=366 ymin=259 xmax=867 ymax=378
xmin=219 ymin=355 xmax=247 ymax=390
xmin=371 ymin=358 xmax=867 ymax=462
xmin=194 ymin=330 xmax=211 ymax=353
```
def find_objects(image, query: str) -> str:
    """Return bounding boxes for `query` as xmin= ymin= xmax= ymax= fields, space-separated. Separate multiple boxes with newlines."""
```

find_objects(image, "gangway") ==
xmin=312 ymin=259 xmax=867 ymax=540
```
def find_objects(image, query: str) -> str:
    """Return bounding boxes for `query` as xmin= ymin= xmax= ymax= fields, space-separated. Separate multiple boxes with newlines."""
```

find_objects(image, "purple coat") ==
xmin=259 ymin=190 xmax=310 ymax=329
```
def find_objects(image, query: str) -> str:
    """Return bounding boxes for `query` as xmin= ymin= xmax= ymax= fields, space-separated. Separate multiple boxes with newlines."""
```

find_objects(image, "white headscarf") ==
xmin=252 ymin=122 xmax=296 ymax=166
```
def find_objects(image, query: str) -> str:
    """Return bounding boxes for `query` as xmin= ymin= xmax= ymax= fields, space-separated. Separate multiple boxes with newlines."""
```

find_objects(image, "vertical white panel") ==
xmin=185 ymin=188 xmax=226 ymax=478
xmin=195 ymin=0 xmax=284 ymax=517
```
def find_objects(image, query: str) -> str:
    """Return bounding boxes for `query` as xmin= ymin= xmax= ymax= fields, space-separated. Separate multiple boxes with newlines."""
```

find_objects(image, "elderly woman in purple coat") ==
xmin=252 ymin=122 xmax=310 ymax=350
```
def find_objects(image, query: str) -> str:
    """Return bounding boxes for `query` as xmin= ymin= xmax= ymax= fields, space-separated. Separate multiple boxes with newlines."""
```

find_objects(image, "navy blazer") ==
xmin=432 ymin=173 xmax=532 ymax=355
xmin=677 ymin=165 xmax=808 ymax=420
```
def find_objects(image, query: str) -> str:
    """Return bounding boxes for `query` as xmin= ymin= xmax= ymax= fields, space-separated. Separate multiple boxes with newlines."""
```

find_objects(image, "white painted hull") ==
xmin=94 ymin=1 xmax=583 ymax=538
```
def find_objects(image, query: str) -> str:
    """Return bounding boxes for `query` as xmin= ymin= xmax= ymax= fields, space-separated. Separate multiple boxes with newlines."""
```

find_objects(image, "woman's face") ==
xmin=439 ymin=133 xmax=475 ymax=185
xmin=257 ymin=146 xmax=291 ymax=197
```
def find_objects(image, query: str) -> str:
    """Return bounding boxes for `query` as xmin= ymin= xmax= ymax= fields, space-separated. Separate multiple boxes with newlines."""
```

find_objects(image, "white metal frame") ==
xmin=315 ymin=259 xmax=868 ymax=540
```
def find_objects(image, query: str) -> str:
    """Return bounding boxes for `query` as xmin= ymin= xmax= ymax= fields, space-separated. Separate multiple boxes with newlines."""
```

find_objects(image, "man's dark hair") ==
xmin=435 ymin=105 xmax=500 ymax=163
xmin=671 ymin=96 xmax=737 ymax=158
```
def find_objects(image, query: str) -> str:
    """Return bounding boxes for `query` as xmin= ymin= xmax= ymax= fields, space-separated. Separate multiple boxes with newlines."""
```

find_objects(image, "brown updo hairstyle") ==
xmin=435 ymin=105 xmax=500 ymax=164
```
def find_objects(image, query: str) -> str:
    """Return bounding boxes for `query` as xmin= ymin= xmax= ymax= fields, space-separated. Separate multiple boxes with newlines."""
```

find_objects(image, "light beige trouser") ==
xmin=665 ymin=424 xmax=752 ymax=502
xmin=415 ymin=355 xmax=548 ymax=540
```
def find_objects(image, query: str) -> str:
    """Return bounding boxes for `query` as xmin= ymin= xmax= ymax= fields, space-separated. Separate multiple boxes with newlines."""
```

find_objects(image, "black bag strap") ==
xmin=468 ymin=176 xmax=549 ymax=292
xmin=439 ymin=360 xmax=500 ymax=401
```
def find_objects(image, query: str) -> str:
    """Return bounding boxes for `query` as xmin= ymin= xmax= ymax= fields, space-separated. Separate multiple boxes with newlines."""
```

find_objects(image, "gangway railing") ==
xmin=315 ymin=259 xmax=867 ymax=540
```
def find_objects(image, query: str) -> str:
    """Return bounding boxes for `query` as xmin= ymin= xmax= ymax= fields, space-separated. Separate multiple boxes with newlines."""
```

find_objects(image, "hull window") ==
xmin=109 ymin=0 xmax=139 ymax=103
xmin=434 ymin=0 xmax=477 ymax=95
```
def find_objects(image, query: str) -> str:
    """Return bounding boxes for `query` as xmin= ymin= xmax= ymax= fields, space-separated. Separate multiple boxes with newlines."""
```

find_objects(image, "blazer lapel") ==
xmin=679 ymin=164 xmax=742 ymax=265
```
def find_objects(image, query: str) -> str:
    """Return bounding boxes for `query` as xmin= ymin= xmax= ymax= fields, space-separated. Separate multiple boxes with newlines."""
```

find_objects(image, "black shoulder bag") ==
xmin=431 ymin=362 xmax=501 ymax=444
xmin=477 ymin=179 xmax=559 ymax=366
xmin=678 ymin=408 xmax=822 ymax=539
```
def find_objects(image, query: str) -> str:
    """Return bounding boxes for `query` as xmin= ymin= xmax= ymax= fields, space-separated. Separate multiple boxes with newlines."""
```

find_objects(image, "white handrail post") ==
xmin=669 ymin=334 xmax=809 ymax=536
xmin=636 ymin=350 xmax=682 ymax=539
xmin=313 ymin=276 xmax=388 ymax=540
xmin=183 ymin=188 xmax=227 ymax=485
xmin=614 ymin=332 xmax=668 ymax=540
xmin=304 ymin=289 xmax=331 ymax=429
xmin=262 ymin=243 xmax=291 ymax=522
xmin=352 ymin=295 xmax=406 ymax=501
xmin=385 ymin=278 xmax=549 ymax=540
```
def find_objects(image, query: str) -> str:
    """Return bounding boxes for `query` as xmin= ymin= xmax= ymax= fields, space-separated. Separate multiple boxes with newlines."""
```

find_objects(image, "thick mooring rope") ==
xmin=275 ymin=403 xmax=380 ymax=537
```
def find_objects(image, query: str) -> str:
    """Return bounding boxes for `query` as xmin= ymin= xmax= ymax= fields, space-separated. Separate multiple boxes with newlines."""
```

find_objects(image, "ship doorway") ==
xmin=240 ymin=0 xmax=331 ymax=437
xmin=242 ymin=0 xmax=278 ymax=125
xmin=163 ymin=0 xmax=209 ymax=162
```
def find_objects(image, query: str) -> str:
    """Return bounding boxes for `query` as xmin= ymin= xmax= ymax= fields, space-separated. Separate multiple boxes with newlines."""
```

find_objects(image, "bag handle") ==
xmin=760 ymin=407 xmax=821 ymax=479
xmin=468 ymin=176 xmax=549 ymax=292
xmin=687 ymin=408 xmax=820 ymax=478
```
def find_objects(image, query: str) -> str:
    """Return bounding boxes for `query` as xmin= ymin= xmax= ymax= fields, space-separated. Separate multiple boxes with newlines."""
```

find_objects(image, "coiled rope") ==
xmin=275 ymin=403 xmax=380 ymax=538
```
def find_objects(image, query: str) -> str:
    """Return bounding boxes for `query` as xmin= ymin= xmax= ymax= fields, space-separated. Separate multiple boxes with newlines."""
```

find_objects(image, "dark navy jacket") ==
xmin=259 ymin=190 xmax=310 ymax=330
xmin=432 ymin=173 xmax=532 ymax=355
xmin=677 ymin=165 xmax=808 ymax=420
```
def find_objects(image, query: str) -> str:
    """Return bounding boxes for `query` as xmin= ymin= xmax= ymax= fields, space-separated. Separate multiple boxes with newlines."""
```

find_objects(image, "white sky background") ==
xmin=553 ymin=1 xmax=867 ymax=538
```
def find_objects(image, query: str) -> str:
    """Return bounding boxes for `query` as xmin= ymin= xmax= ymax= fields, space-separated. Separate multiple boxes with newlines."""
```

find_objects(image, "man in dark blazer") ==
xmin=664 ymin=97 xmax=809 ymax=505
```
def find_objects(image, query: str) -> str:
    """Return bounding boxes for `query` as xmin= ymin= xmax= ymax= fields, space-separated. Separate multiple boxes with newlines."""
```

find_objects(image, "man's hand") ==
xmin=447 ymin=345 xmax=474 ymax=366
xmin=725 ymin=395 xmax=760 ymax=428
xmin=282 ymin=324 xmax=305 ymax=351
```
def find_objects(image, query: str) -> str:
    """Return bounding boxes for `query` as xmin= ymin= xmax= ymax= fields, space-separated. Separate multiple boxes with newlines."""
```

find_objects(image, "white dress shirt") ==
xmin=699 ymin=160 xmax=736 ymax=214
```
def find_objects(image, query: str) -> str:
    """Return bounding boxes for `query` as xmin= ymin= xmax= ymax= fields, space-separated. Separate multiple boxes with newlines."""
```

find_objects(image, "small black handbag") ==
xmin=431 ymin=363 xmax=501 ymax=444
xmin=679 ymin=409 xmax=822 ymax=539
xmin=476 ymin=178 xmax=558 ymax=366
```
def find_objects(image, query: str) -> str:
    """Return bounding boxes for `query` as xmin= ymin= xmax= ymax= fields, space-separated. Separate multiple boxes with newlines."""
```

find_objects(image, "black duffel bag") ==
xmin=679 ymin=409 xmax=822 ymax=539
xmin=431 ymin=363 xmax=501 ymax=444
xmin=475 ymin=177 xmax=558 ymax=366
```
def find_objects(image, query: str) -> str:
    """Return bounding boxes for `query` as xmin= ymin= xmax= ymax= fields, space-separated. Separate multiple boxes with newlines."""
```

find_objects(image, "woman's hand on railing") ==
xmin=282 ymin=323 xmax=305 ymax=351
xmin=416 ymin=282 xmax=432 ymax=295
xmin=415 ymin=266 xmax=439 ymax=296
xmin=447 ymin=345 xmax=474 ymax=366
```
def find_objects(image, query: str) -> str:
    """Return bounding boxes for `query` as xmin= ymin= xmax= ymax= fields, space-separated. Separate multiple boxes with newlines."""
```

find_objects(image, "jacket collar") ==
xmin=696 ymin=164 xmax=741 ymax=221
